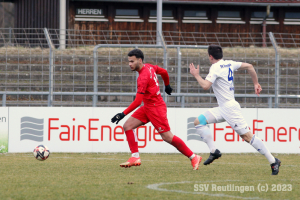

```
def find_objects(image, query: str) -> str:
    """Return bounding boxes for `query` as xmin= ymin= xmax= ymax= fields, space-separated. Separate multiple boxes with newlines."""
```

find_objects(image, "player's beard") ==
xmin=131 ymin=63 xmax=139 ymax=71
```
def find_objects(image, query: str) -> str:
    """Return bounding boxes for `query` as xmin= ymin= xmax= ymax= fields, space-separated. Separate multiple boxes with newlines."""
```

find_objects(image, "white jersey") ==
xmin=205 ymin=59 xmax=242 ymax=106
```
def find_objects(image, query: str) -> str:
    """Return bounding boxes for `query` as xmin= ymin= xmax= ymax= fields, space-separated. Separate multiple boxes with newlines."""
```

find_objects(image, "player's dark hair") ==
xmin=128 ymin=49 xmax=144 ymax=61
xmin=208 ymin=44 xmax=223 ymax=60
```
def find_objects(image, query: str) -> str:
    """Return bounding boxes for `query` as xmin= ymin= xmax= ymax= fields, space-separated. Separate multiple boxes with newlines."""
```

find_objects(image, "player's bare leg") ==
xmin=123 ymin=116 xmax=144 ymax=131
xmin=241 ymin=131 xmax=281 ymax=175
xmin=161 ymin=131 xmax=202 ymax=170
xmin=159 ymin=131 xmax=173 ymax=143
xmin=120 ymin=117 xmax=144 ymax=168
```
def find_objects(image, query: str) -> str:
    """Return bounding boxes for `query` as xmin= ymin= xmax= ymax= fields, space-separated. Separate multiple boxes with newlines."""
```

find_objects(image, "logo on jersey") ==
xmin=220 ymin=64 xmax=231 ymax=68
xmin=157 ymin=127 xmax=164 ymax=133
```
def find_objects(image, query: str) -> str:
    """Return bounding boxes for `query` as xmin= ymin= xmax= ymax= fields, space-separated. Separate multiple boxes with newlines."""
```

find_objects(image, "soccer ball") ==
xmin=33 ymin=145 xmax=50 ymax=161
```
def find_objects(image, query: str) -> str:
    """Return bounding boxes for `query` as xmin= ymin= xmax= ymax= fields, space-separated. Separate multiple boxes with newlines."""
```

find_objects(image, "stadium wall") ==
xmin=14 ymin=0 xmax=60 ymax=29
xmin=4 ymin=107 xmax=300 ymax=154
xmin=6 ymin=1 xmax=300 ymax=34
xmin=70 ymin=1 xmax=300 ymax=33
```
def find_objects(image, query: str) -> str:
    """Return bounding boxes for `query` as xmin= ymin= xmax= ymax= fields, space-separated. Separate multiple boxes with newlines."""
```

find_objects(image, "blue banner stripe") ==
xmin=20 ymin=135 xmax=43 ymax=142
xmin=21 ymin=123 xmax=44 ymax=130
xmin=187 ymin=117 xmax=196 ymax=123
xmin=21 ymin=117 xmax=44 ymax=124
xmin=187 ymin=129 xmax=196 ymax=135
xmin=187 ymin=134 xmax=202 ymax=141
xmin=20 ymin=129 xmax=44 ymax=136
xmin=187 ymin=123 xmax=195 ymax=129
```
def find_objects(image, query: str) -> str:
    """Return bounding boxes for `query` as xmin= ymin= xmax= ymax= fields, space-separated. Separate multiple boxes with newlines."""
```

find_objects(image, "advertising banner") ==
xmin=0 ymin=108 xmax=9 ymax=153
xmin=255 ymin=109 xmax=300 ymax=153
xmin=8 ymin=107 xmax=300 ymax=153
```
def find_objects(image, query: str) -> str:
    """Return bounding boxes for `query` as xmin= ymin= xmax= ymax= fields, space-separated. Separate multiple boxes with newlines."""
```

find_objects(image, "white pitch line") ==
xmin=147 ymin=180 xmax=268 ymax=200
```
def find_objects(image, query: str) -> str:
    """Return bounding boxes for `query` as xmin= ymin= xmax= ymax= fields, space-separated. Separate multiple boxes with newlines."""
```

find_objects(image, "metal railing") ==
xmin=0 ymin=28 xmax=300 ymax=108
xmin=1 ymin=91 xmax=300 ymax=108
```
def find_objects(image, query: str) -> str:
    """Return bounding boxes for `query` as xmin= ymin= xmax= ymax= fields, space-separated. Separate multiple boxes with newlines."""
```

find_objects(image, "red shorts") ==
xmin=131 ymin=105 xmax=170 ymax=133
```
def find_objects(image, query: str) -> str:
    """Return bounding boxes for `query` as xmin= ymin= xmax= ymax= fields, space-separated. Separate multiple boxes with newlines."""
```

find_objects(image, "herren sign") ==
xmin=76 ymin=9 xmax=103 ymax=15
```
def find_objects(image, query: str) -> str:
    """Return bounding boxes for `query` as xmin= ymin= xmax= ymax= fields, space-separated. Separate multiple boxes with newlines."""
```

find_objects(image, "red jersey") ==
xmin=137 ymin=64 xmax=166 ymax=106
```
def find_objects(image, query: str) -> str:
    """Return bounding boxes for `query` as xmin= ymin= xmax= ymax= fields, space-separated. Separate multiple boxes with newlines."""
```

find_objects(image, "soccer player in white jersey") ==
xmin=189 ymin=44 xmax=281 ymax=175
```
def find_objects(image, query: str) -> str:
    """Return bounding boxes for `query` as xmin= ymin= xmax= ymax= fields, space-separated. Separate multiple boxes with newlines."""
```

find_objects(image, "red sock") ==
xmin=171 ymin=135 xmax=193 ymax=158
xmin=125 ymin=130 xmax=139 ymax=154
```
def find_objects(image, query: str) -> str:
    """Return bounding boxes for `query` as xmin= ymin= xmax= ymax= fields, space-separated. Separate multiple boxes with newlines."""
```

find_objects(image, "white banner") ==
xmin=0 ymin=108 xmax=8 ymax=153
xmin=8 ymin=107 xmax=300 ymax=153
xmin=256 ymin=109 xmax=300 ymax=153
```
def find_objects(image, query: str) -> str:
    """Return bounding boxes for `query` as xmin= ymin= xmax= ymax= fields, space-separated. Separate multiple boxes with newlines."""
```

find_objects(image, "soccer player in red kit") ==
xmin=111 ymin=49 xmax=202 ymax=170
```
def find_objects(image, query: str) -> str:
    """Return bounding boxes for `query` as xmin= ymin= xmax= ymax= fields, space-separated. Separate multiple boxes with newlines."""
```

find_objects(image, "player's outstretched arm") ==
xmin=156 ymin=66 xmax=173 ymax=95
xmin=189 ymin=63 xmax=212 ymax=90
xmin=239 ymin=63 xmax=262 ymax=96
xmin=111 ymin=93 xmax=144 ymax=124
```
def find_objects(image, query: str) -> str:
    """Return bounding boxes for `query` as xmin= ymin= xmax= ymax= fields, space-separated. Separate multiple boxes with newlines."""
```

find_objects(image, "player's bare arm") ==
xmin=189 ymin=63 xmax=213 ymax=90
xmin=239 ymin=63 xmax=262 ymax=96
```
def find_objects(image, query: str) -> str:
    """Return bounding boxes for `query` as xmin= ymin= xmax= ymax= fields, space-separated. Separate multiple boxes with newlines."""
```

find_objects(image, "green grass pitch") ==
xmin=0 ymin=153 xmax=299 ymax=200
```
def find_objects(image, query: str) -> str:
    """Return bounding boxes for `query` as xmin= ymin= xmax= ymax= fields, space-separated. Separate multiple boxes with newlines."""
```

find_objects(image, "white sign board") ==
xmin=8 ymin=107 xmax=300 ymax=153
xmin=0 ymin=107 xmax=8 ymax=153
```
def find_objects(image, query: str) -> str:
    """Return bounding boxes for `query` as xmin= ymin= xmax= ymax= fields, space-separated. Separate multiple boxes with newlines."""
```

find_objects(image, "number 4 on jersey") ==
xmin=228 ymin=68 xmax=233 ymax=81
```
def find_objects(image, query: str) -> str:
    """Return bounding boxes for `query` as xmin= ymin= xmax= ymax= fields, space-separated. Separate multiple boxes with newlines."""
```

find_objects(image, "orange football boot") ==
xmin=191 ymin=155 xmax=202 ymax=170
xmin=120 ymin=157 xmax=141 ymax=168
